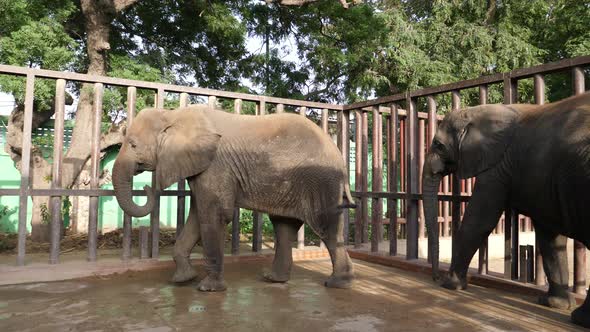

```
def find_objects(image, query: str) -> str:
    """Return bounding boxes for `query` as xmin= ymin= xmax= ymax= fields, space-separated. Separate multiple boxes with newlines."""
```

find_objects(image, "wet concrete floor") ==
xmin=0 ymin=258 xmax=583 ymax=331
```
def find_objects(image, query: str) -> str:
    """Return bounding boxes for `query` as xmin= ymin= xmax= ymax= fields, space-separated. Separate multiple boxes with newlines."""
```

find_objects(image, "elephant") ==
xmin=112 ymin=104 xmax=356 ymax=292
xmin=421 ymin=91 xmax=590 ymax=328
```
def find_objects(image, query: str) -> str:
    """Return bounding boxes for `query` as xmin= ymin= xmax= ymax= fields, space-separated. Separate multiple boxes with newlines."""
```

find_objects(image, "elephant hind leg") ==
xmin=536 ymin=231 xmax=576 ymax=309
xmin=572 ymin=293 xmax=590 ymax=328
xmin=264 ymin=215 xmax=303 ymax=283
xmin=172 ymin=197 xmax=200 ymax=283
xmin=322 ymin=211 xmax=354 ymax=289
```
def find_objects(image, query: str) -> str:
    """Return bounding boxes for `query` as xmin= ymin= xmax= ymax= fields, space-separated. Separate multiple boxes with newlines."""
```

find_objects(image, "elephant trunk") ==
xmin=422 ymin=153 xmax=443 ymax=280
xmin=112 ymin=154 xmax=155 ymax=218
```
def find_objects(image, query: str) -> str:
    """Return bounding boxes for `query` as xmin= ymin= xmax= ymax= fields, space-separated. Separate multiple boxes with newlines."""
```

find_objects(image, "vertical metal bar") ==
xmin=122 ymin=87 xmax=136 ymax=260
xmin=406 ymin=96 xmax=419 ymax=260
xmin=139 ymin=226 xmax=149 ymax=259
xmin=277 ymin=103 xmax=284 ymax=113
xmin=208 ymin=95 xmax=217 ymax=108
xmin=532 ymin=74 xmax=547 ymax=285
xmin=371 ymin=106 xmax=383 ymax=252
xmin=354 ymin=110 xmax=363 ymax=248
xmin=150 ymin=88 xmax=165 ymax=259
xmin=572 ymin=67 xmax=587 ymax=294
xmin=418 ymin=119 xmax=425 ymax=239
xmin=232 ymin=99 xmax=243 ymax=255
xmin=300 ymin=106 xmax=307 ymax=117
xmin=88 ymin=83 xmax=103 ymax=262
xmin=321 ymin=108 xmax=329 ymax=133
xmin=175 ymin=92 xmax=189 ymax=240
xmin=503 ymin=78 xmax=517 ymax=278
xmin=426 ymin=96 xmax=437 ymax=262
xmin=450 ymin=91 xmax=462 ymax=261
xmin=17 ymin=74 xmax=35 ymax=266
xmin=252 ymin=100 xmax=265 ymax=252
xmin=49 ymin=79 xmax=66 ymax=264
xmin=337 ymin=110 xmax=351 ymax=245
xmin=388 ymin=104 xmax=399 ymax=256
xmin=361 ymin=110 xmax=369 ymax=244
xmin=478 ymin=85 xmax=489 ymax=274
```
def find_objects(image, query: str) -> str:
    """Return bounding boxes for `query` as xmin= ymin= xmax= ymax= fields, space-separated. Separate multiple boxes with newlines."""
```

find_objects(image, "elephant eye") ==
xmin=129 ymin=140 xmax=137 ymax=148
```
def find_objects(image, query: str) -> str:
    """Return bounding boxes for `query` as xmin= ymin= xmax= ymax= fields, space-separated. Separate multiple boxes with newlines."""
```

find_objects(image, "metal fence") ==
xmin=0 ymin=55 xmax=589 ymax=292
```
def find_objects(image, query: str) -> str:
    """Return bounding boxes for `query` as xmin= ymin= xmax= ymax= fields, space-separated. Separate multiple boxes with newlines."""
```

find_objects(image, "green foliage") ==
xmin=38 ymin=197 xmax=71 ymax=227
xmin=238 ymin=209 xmax=274 ymax=237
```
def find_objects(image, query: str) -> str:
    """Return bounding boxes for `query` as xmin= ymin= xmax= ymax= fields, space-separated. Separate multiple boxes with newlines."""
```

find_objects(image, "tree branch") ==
xmin=265 ymin=0 xmax=361 ymax=8
xmin=113 ymin=0 xmax=140 ymax=13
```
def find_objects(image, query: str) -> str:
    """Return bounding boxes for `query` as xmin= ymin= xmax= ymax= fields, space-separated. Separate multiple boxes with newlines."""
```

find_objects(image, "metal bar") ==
xmin=418 ymin=119 xmax=425 ymax=238
xmin=252 ymin=101 xmax=265 ymax=252
xmin=208 ymin=95 xmax=216 ymax=108
xmin=388 ymin=104 xmax=399 ymax=256
xmin=450 ymin=91 xmax=462 ymax=260
xmin=572 ymin=67 xmax=587 ymax=294
xmin=88 ymin=83 xmax=103 ymax=262
xmin=122 ymin=87 xmax=136 ymax=260
xmin=150 ymin=88 xmax=165 ymax=259
xmin=139 ymin=226 xmax=149 ymax=259
xmin=321 ymin=108 xmax=329 ymax=133
xmin=371 ymin=106 xmax=383 ymax=252
xmin=49 ymin=79 xmax=66 ymax=264
xmin=502 ymin=79 xmax=517 ymax=278
xmin=175 ymin=92 xmax=189 ymax=241
xmin=361 ymin=110 xmax=369 ymax=244
xmin=337 ymin=110 xmax=350 ymax=245
xmin=478 ymin=84 xmax=489 ymax=274
xmin=0 ymin=188 xmax=193 ymax=196
xmin=299 ymin=106 xmax=307 ymax=117
xmin=533 ymin=74 xmax=547 ymax=286
xmin=16 ymin=73 xmax=35 ymax=266
xmin=405 ymin=96 xmax=419 ymax=260
xmin=354 ymin=110 xmax=363 ymax=248
xmin=232 ymin=98 xmax=243 ymax=255
xmin=276 ymin=103 xmax=284 ymax=113
xmin=426 ymin=96 xmax=437 ymax=261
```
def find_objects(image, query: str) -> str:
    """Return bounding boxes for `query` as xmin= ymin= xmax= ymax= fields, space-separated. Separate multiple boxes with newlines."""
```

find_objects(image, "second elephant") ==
xmin=112 ymin=104 xmax=356 ymax=292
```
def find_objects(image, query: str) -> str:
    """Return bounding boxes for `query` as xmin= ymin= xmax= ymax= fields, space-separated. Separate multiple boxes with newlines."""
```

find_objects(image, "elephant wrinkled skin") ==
xmin=112 ymin=104 xmax=355 ymax=292
xmin=422 ymin=92 xmax=590 ymax=328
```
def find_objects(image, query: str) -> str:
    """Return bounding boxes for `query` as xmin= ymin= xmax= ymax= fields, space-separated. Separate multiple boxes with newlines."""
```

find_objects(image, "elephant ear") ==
xmin=457 ymin=104 xmax=522 ymax=179
xmin=156 ymin=110 xmax=221 ymax=190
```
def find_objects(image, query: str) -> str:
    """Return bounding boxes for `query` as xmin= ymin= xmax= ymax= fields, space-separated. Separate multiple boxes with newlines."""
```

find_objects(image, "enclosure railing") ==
xmin=1 ymin=55 xmax=589 ymax=294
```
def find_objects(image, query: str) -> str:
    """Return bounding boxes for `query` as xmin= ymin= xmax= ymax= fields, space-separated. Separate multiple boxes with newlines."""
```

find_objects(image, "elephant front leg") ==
xmin=323 ymin=212 xmax=354 ymax=289
xmin=264 ymin=216 xmax=303 ymax=283
xmin=172 ymin=198 xmax=199 ymax=283
xmin=443 ymin=175 xmax=505 ymax=290
xmin=536 ymin=231 xmax=575 ymax=309
xmin=197 ymin=220 xmax=227 ymax=292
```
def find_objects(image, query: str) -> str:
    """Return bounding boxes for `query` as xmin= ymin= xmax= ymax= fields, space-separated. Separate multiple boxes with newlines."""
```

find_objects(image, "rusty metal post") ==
xmin=478 ymin=85 xmax=489 ymax=274
xmin=88 ymin=83 xmax=103 ymax=262
xmin=232 ymin=98 xmax=243 ymax=255
xmin=175 ymin=92 xmax=189 ymax=241
xmin=426 ymin=96 xmax=437 ymax=262
xmin=122 ymin=87 xmax=136 ymax=260
xmin=418 ymin=119 xmax=425 ymax=239
xmin=49 ymin=79 xmax=66 ymax=264
xmin=252 ymin=101 xmax=265 ymax=252
xmin=297 ymin=105 xmax=306 ymax=248
xmin=532 ymin=74 xmax=547 ymax=286
xmin=371 ymin=106 xmax=383 ymax=252
xmin=572 ymin=67 xmax=587 ymax=294
xmin=354 ymin=110 xmax=363 ymax=248
xmin=320 ymin=108 xmax=330 ymax=249
xmin=450 ymin=91 xmax=462 ymax=259
xmin=149 ymin=88 xmax=165 ymax=259
xmin=388 ymin=104 xmax=399 ymax=256
xmin=16 ymin=74 xmax=35 ymax=266
xmin=406 ymin=96 xmax=419 ymax=260
xmin=503 ymin=78 xmax=518 ymax=279
xmin=361 ymin=110 xmax=369 ymax=244
xmin=337 ymin=109 xmax=351 ymax=245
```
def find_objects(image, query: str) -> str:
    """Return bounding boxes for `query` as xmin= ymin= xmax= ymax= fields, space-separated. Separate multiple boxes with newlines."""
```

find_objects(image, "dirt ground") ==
xmin=0 ymin=258 xmax=583 ymax=332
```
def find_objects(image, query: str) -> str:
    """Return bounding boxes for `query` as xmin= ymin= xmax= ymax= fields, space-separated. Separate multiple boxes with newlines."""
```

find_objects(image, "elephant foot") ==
xmin=171 ymin=255 xmax=198 ymax=283
xmin=572 ymin=305 xmax=590 ymax=328
xmin=324 ymin=274 xmax=353 ymax=289
xmin=263 ymin=271 xmax=290 ymax=283
xmin=197 ymin=276 xmax=227 ymax=292
xmin=440 ymin=272 xmax=467 ymax=291
xmin=538 ymin=293 xmax=575 ymax=310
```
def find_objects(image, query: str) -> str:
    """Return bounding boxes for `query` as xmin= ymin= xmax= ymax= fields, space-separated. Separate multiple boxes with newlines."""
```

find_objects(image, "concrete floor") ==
xmin=0 ymin=258 xmax=583 ymax=332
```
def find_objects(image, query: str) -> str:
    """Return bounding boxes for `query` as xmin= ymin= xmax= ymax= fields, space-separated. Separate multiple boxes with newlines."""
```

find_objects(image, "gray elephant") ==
xmin=422 ymin=92 xmax=590 ymax=328
xmin=112 ymin=104 xmax=355 ymax=291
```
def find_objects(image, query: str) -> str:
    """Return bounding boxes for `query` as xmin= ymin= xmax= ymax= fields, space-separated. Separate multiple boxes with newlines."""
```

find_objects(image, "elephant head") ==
xmin=113 ymin=106 xmax=221 ymax=217
xmin=421 ymin=103 xmax=534 ymax=280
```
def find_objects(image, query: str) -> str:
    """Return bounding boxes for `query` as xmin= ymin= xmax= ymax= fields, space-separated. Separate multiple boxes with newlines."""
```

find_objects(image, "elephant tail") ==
xmin=339 ymin=182 xmax=357 ymax=209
